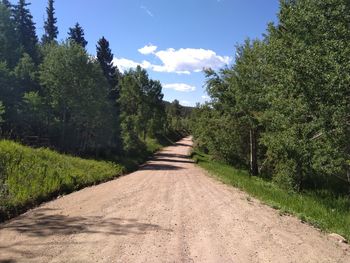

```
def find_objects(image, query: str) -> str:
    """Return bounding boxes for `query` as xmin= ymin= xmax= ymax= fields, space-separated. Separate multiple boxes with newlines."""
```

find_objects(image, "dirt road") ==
xmin=0 ymin=137 xmax=349 ymax=263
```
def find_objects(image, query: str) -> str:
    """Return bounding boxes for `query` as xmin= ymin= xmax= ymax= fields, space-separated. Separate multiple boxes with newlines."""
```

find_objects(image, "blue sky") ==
xmin=19 ymin=0 xmax=279 ymax=106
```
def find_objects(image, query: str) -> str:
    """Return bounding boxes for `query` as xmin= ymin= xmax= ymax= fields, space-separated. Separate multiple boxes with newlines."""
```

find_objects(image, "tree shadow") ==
xmin=0 ymin=208 xmax=172 ymax=262
xmin=154 ymin=153 xmax=190 ymax=159
xmin=174 ymin=143 xmax=192 ymax=147
xmin=139 ymin=163 xmax=184 ymax=171
xmin=153 ymin=158 xmax=194 ymax=164
xmin=0 ymin=208 xmax=171 ymax=238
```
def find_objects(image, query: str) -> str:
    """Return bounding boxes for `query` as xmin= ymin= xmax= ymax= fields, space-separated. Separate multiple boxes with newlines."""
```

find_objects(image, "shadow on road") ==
xmin=174 ymin=143 xmax=192 ymax=147
xmin=0 ymin=207 xmax=174 ymax=262
xmin=153 ymin=158 xmax=194 ymax=164
xmin=154 ymin=153 xmax=190 ymax=159
xmin=139 ymin=163 xmax=184 ymax=171
xmin=0 ymin=208 xmax=170 ymax=238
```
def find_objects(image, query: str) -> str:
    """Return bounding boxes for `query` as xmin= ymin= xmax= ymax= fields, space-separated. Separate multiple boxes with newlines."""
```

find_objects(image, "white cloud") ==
xmin=181 ymin=100 xmax=191 ymax=106
xmin=163 ymin=83 xmax=196 ymax=92
xmin=153 ymin=48 xmax=231 ymax=74
xmin=138 ymin=44 xmax=158 ymax=55
xmin=140 ymin=5 xmax=154 ymax=17
xmin=113 ymin=46 xmax=232 ymax=75
xmin=202 ymin=95 xmax=210 ymax=100
xmin=113 ymin=57 xmax=151 ymax=72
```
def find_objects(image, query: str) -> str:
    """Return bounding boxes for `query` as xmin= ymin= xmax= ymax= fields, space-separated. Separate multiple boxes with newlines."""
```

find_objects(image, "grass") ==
xmin=0 ymin=140 xmax=124 ymax=221
xmin=0 ymin=134 xmax=182 ymax=222
xmin=193 ymin=150 xmax=350 ymax=241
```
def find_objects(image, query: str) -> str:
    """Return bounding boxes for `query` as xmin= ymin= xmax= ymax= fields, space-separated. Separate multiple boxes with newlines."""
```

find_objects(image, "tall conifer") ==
xmin=42 ymin=0 xmax=58 ymax=44
xmin=68 ymin=23 xmax=87 ymax=48
xmin=96 ymin=37 xmax=119 ymax=100
xmin=13 ymin=0 xmax=38 ymax=61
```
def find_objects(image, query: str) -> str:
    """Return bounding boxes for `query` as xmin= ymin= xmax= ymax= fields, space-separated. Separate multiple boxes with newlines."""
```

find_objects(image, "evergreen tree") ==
xmin=68 ymin=23 xmax=87 ymax=48
xmin=42 ymin=0 xmax=58 ymax=44
xmin=1 ymin=0 xmax=12 ymax=9
xmin=0 ymin=2 xmax=20 ymax=68
xmin=96 ymin=36 xmax=119 ymax=100
xmin=13 ymin=0 xmax=38 ymax=62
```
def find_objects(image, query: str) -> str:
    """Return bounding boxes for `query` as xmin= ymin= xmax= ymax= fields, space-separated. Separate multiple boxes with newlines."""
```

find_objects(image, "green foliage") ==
xmin=0 ymin=140 xmax=123 ymax=220
xmin=118 ymin=69 xmax=144 ymax=154
xmin=13 ymin=0 xmax=38 ymax=62
xmin=191 ymin=104 xmax=248 ymax=166
xmin=39 ymin=42 xmax=115 ymax=153
xmin=191 ymin=0 xmax=350 ymax=192
xmin=21 ymin=91 xmax=48 ymax=136
xmin=14 ymin=52 xmax=38 ymax=94
xmin=194 ymin=151 xmax=350 ymax=241
xmin=165 ymin=99 xmax=191 ymax=135
xmin=0 ymin=61 xmax=23 ymax=132
xmin=0 ymin=2 xmax=20 ymax=68
xmin=118 ymin=66 xmax=167 ymax=155
xmin=261 ymin=0 xmax=350 ymax=189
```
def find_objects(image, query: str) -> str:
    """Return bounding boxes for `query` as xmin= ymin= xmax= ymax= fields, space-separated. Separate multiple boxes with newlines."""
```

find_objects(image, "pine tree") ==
xmin=68 ymin=23 xmax=87 ymax=48
xmin=1 ymin=0 xmax=12 ymax=9
xmin=42 ymin=0 xmax=58 ymax=44
xmin=96 ymin=36 xmax=119 ymax=100
xmin=13 ymin=0 xmax=38 ymax=62
xmin=0 ymin=2 xmax=20 ymax=68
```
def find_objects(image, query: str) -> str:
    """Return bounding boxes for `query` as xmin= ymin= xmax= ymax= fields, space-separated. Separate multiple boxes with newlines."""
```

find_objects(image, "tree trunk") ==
xmin=250 ymin=128 xmax=258 ymax=176
xmin=61 ymin=107 xmax=67 ymax=150
xmin=296 ymin=160 xmax=303 ymax=192
xmin=347 ymin=167 xmax=350 ymax=195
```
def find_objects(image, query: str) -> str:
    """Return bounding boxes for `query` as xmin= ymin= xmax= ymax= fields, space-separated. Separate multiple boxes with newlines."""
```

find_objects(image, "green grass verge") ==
xmin=193 ymin=151 xmax=350 ymax=241
xmin=0 ymin=140 xmax=124 ymax=221
xmin=0 ymin=134 xmax=181 ymax=222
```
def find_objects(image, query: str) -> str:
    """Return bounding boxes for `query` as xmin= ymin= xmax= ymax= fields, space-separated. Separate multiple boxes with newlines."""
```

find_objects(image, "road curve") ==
xmin=0 ymin=137 xmax=349 ymax=263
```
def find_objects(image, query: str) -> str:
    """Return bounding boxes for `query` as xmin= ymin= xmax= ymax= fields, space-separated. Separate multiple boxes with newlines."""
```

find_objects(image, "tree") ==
xmin=0 ymin=2 xmax=20 ymax=68
xmin=145 ymin=79 xmax=165 ymax=136
xmin=260 ymin=0 xmax=350 ymax=190
xmin=0 ymin=62 xmax=22 ymax=135
xmin=0 ymin=101 xmax=4 ymax=124
xmin=226 ymin=39 xmax=268 ymax=176
xmin=42 ymin=0 xmax=58 ymax=44
xmin=1 ymin=0 xmax=12 ymax=9
xmin=1 ymin=0 xmax=11 ymax=9
xmin=39 ymin=42 xmax=113 ymax=153
xmin=118 ymin=69 xmax=144 ymax=154
xmin=13 ymin=0 xmax=38 ymax=62
xmin=68 ymin=23 xmax=87 ymax=48
xmin=96 ymin=36 xmax=119 ymax=100
xmin=190 ymin=104 xmax=248 ymax=165
xmin=14 ymin=52 xmax=38 ymax=93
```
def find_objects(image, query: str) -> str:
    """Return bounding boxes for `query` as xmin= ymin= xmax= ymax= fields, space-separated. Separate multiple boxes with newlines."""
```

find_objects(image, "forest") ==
xmin=0 ymin=0 xmax=189 ymax=220
xmin=190 ymin=0 xmax=350 ymax=194
xmin=0 ymin=0 xmax=188 ymax=157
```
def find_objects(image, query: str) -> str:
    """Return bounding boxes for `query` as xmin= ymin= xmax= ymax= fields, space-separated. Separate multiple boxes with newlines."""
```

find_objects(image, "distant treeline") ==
xmin=190 ymin=0 xmax=350 ymax=192
xmin=0 ymin=0 xmax=189 ymax=157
